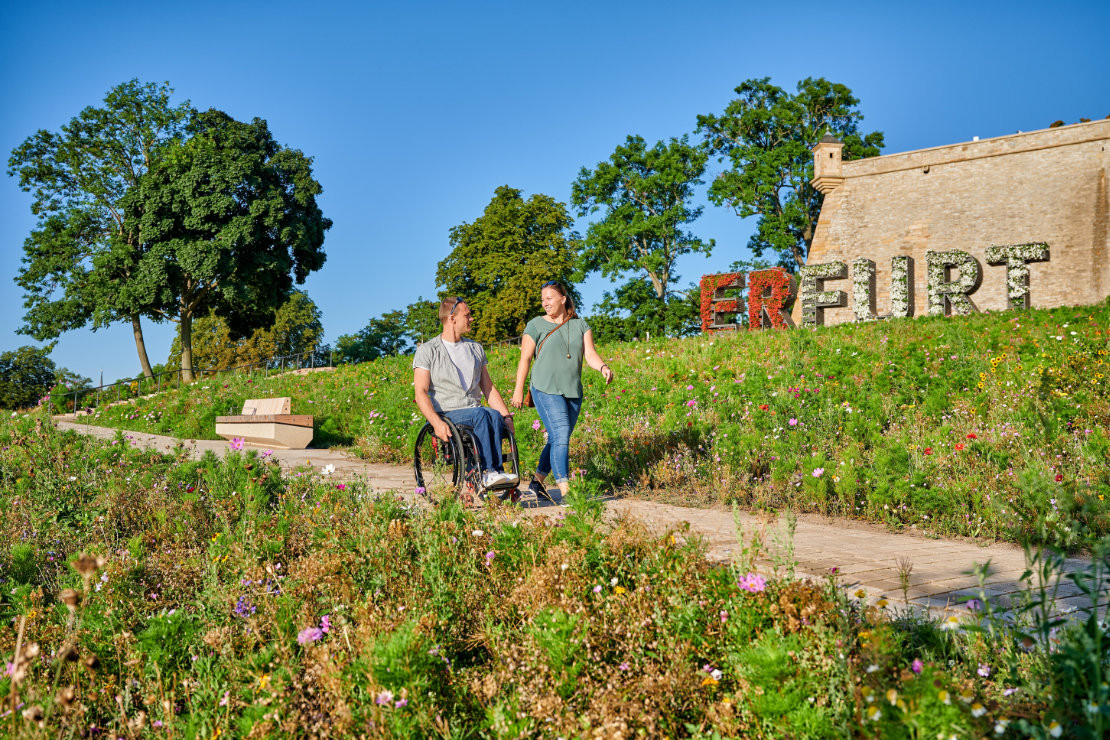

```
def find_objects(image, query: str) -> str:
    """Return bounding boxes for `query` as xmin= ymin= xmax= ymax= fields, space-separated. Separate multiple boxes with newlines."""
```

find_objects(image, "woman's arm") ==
xmin=583 ymin=329 xmax=614 ymax=384
xmin=511 ymin=334 xmax=537 ymax=407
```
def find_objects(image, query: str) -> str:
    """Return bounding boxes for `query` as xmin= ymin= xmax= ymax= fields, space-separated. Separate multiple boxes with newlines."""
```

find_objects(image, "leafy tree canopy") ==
xmin=0 ymin=346 xmax=57 ymax=410
xmin=436 ymin=186 xmax=579 ymax=344
xmin=126 ymin=109 xmax=331 ymax=381
xmin=697 ymin=76 xmax=883 ymax=270
xmin=7 ymin=80 xmax=192 ymax=377
xmin=167 ymin=290 xmax=324 ymax=372
xmin=571 ymin=134 xmax=713 ymax=302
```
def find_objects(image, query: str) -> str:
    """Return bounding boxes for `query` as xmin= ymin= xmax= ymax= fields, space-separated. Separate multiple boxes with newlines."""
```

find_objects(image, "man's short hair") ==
xmin=438 ymin=297 xmax=466 ymax=324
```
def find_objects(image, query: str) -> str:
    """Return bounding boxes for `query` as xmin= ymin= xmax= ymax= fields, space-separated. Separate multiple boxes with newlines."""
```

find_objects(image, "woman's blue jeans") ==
xmin=530 ymin=387 xmax=582 ymax=484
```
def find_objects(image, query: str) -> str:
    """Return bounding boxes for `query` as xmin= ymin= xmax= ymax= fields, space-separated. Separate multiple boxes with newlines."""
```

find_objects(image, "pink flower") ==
xmin=297 ymin=627 xmax=323 ymax=645
xmin=737 ymin=572 xmax=767 ymax=593
xmin=788 ymin=418 xmax=798 ymax=426
xmin=686 ymin=385 xmax=694 ymax=390
xmin=686 ymin=399 xmax=697 ymax=407
xmin=415 ymin=486 xmax=426 ymax=495
xmin=532 ymin=420 xmax=541 ymax=431
xmin=336 ymin=483 xmax=346 ymax=490
xmin=978 ymin=663 xmax=991 ymax=677
xmin=812 ymin=468 xmax=824 ymax=478
xmin=911 ymin=659 xmax=923 ymax=674
xmin=320 ymin=615 xmax=331 ymax=634
xmin=229 ymin=437 xmax=244 ymax=451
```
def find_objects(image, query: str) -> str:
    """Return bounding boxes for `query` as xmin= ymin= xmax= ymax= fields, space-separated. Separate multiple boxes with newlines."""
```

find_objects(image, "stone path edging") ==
xmin=55 ymin=419 xmax=1100 ymax=620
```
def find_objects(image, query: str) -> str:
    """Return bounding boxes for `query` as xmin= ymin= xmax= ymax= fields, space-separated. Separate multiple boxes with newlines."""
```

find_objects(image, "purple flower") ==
xmin=485 ymin=551 xmax=495 ymax=561
xmin=229 ymin=437 xmax=244 ymax=451
xmin=233 ymin=596 xmax=256 ymax=618
xmin=965 ymin=599 xmax=983 ymax=611
xmin=977 ymin=663 xmax=991 ymax=677
xmin=532 ymin=420 xmax=542 ymax=431
xmin=788 ymin=418 xmax=798 ymax=426
xmin=618 ymin=661 xmax=630 ymax=671
xmin=911 ymin=659 xmax=923 ymax=674
xmin=737 ymin=572 xmax=767 ymax=593
xmin=394 ymin=698 xmax=408 ymax=708
xmin=297 ymin=627 xmax=324 ymax=645
xmin=414 ymin=486 xmax=426 ymax=495
xmin=375 ymin=690 xmax=394 ymax=705
xmin=686 ymin=385 xmax=694 ymax=390
xmin=592 ymin=585 xmax=602 ymax=593
xmin=320 ymin=615 xmax=331 ymax=634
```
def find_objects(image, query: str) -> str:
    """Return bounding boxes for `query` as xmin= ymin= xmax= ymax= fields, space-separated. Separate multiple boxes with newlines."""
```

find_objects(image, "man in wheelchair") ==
xmin=413 ymin=296 xmax=518 ymax=489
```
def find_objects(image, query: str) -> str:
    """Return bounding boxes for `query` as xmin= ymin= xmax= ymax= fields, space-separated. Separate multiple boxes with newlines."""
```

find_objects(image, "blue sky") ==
xmin=2 ymin=0 xmax=1108 ymax=383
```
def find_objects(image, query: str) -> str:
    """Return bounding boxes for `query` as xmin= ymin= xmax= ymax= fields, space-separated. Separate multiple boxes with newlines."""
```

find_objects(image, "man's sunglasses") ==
xmin=449 ymin=297 xmax=464 ymax=316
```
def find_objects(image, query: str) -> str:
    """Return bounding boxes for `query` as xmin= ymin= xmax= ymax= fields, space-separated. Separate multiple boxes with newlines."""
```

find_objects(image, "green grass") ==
xmin=76 ymin=301 xmax=1110 ymax=550
xmin=2 ymin=415 xmax=1106 ymax=737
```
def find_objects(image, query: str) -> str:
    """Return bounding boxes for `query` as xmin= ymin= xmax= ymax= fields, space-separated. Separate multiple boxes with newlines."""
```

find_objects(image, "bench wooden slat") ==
xmin=215 ymin=414 xmax=313 ymax=428
xmin=242 ymin=397 xmax=291 ymax=415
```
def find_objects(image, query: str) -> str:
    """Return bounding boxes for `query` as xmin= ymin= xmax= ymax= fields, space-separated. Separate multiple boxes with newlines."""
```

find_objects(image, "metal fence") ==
xmin=49 ymin=346 xmax=333 ymax=415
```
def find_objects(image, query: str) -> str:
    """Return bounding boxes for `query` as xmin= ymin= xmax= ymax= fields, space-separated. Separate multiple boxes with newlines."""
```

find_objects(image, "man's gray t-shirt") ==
xmin=412 ymin=336 xmax=486 ymax=412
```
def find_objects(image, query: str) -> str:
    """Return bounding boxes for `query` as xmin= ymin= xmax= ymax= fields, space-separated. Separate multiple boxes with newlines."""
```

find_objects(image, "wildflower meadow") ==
xmin=2 ymin=415 xmax=1108 ymax=737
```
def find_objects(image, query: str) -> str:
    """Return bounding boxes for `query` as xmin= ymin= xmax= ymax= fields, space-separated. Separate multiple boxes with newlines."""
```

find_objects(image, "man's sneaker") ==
xmin=529 ymin=478 xmax=554 ymax=503
xmin=481 ymin=471 xmax=518 ymax=488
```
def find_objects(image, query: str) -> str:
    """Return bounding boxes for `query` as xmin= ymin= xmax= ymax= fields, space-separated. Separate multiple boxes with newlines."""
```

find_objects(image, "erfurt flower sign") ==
xmin=700 ymin=243 xmax=1050 ymax=333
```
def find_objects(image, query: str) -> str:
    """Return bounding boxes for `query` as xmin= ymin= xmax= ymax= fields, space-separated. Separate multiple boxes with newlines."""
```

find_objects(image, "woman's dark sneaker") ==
xmin=529 ymin=478 xmax=554 ymax=503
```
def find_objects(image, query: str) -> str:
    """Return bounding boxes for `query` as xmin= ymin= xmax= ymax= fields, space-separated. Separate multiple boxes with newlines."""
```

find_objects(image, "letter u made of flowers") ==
xmin=984 ymin=243 xmax=1050 ymax=310
xmin=853 ymin=256 xmax=914 ymax=321
xmin=925 ymin=250 xmax=982 ymax=316
xmin=799 ymin=262 xmax=847 ymax=327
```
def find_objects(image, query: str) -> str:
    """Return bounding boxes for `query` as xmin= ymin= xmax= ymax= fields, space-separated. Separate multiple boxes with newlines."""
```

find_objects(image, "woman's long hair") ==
xmin=542 ymin=281 xmax=577 ymax=319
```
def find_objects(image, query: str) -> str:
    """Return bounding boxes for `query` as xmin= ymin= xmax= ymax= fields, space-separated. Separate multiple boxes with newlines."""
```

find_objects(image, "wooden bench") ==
xmin=215 ymin=397 xmax=314 ymax=449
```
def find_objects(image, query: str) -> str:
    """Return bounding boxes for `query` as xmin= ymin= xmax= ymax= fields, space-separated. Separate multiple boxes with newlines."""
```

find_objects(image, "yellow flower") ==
xmin=938 ymin=690 xmax=951 ymax=705
xmin=258 ymin=674 xmax=270 ymax=689
xmin=614 ymin=586 xmax=626 ymax=595
xmin=855 ymin=589 xmax=867 ymax=598
xmin=701 ymin=675 xmax=718 ymax=687
xmin=886 ymin=689 xmax=898 ymax=705
xmin=876 ymin=598 xmax=889 ymax=608
xmin=866 ymin=705 xmax=882 ymax=721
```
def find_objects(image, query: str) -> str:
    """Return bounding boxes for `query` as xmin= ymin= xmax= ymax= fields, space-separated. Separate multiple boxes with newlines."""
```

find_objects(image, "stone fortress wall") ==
xmin=800 ymin=119 xmax=1110 ymax=326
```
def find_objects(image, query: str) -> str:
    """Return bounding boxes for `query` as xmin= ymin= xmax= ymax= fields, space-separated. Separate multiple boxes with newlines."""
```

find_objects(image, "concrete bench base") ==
xmin=215 ymin=414 xmax=314 ymax=449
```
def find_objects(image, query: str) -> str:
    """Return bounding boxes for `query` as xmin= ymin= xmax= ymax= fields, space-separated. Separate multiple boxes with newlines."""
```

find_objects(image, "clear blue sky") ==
xmin=2 ymin=0 xmax=1108 ymax=384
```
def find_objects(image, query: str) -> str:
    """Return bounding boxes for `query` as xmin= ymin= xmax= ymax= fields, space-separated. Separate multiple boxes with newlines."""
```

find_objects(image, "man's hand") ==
xmin=502 ymin=414 xmax=515 ymax=432
xmin=432 ymin=418 xmax=451 ymax=441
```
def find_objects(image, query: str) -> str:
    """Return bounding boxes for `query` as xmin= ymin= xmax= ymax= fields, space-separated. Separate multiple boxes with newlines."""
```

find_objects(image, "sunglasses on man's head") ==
xmin=449 ymin=297 xmax=464 ymax=316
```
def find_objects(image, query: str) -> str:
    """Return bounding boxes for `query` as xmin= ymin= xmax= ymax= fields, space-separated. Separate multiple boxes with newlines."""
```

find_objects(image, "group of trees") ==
xmin=8 ymin=80 xmax=331 ymax=383
xmin=343 ymin=75 xmax=884 ymax=347
xmin=8 ymin=76 xmax=883 ymax=379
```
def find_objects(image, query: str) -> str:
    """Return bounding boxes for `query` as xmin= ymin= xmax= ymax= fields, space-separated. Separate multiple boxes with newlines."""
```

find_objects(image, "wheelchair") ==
xmin=413 ymin=414 xmax=521 ymax=506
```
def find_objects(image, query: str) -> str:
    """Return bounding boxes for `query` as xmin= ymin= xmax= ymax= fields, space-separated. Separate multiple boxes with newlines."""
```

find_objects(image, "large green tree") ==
xmin=570 ymin=135 xmax=712 ymax=332
xmin=166 ymin=290 xmax=324 ymax=372
xmin=697 ymin=77 xmax=884 ymax=269
xmin=0 ymin=346 xmax=57 ymax=410
xmin=436 ymin=186 xmax=579 ymax=344
xmin=7 ymin=80 xmax=191 ymax=377
xmin=126 ymin=109 xmax=331 ymax=382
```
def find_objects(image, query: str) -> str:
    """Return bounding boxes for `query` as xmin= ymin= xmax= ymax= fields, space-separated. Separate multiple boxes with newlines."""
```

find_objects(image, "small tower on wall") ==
xmin=811 ymin=133 xmax=844 ymax=194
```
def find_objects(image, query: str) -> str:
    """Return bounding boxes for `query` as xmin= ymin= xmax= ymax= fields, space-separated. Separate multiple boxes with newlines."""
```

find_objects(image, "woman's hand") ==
xmin=510 ymin=389 xmax=524 ymax=408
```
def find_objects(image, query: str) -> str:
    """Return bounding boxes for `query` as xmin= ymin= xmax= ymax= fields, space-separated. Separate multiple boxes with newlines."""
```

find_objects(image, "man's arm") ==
xmin=414 ymin=367 xmax=451 ymax=440
xmin=478 ymin=365 xmax=514 ymax=430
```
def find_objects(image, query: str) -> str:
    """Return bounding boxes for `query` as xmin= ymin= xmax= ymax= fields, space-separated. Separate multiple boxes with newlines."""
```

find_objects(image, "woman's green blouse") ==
xmin=524 ymin=316 xmax=591 ymax=398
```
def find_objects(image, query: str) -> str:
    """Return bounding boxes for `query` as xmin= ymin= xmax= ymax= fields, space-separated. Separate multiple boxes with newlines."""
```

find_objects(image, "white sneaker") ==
xmin=481 ymin=471 xmax=519 ymax=488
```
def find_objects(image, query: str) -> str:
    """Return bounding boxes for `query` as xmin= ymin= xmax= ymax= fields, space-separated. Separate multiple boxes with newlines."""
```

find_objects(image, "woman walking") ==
xmin=511 ymin=281 xmax=614 ymax=502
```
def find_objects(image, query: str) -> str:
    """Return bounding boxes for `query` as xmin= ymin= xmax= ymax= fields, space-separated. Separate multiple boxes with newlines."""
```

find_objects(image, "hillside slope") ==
xmin=84 ymin=301 xmax=1110 ymax=548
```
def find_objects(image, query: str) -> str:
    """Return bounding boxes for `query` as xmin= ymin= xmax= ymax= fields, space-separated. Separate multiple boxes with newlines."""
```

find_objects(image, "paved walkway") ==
xmin=56 ymin=419 xmax=1101 ymax=619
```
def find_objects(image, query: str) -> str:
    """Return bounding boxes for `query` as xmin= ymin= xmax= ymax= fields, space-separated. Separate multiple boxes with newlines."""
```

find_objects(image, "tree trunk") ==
xmin=179 ymin=304 xmax=195 ymax=383
xmin=647 ymin=271 xmax=665 ymax=299
xmin=131 ymin=314 xmax=154 ymax=378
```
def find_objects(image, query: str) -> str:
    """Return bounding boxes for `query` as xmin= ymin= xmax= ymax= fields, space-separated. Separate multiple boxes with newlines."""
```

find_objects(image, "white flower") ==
xmin=940 ymin=615 xmax=961 ymax=631
xmin=610 ymin=577 xmax=618 ymax=586
xmin=971 ymin=702 xmax=986 ymax=717
xmin=710 ymin=669 xmax=722 ymax=681
xmin=994 ymin=719 xmax=1010 ymax=735
xmin=1048 ymin=720 xmax=1063 ymax=738
xmin=866 ymin=664 xmax=880 ymax=673
xmin=321 ymin=464 xmax=335 ymax=476
xmin=471 ymin=529 xmax=483 ymax=537
xmin=866 ymin=706 xmax=881 ymax=722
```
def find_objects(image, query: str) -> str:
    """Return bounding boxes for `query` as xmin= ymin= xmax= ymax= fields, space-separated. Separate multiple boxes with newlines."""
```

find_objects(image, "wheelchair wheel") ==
xmin=413 ymin=419 xmax=465 ymax=504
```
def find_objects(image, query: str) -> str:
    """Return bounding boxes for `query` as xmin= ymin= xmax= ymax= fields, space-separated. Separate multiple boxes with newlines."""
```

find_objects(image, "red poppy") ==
xmin=955 ymin=443 xmax=965 ymax=451
xmin=1055 ymin=474 xmax=1064 ymax=482
xmin=966 ymin=433 xmax=977 ymax=439
xmin=759 ymin=404 xmax=769 ymax=411
xmin=924 ymin=447 xmax=933 ymax=455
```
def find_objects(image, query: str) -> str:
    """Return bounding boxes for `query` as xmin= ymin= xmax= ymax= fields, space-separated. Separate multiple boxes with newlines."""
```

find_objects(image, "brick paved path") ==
xmin=56 ymin=419 xmax=1101 ymax=619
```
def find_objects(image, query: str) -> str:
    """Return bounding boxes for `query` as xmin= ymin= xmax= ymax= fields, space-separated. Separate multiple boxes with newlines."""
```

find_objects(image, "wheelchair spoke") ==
xmin=414 ymin=424 xmax=459 ymax=504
